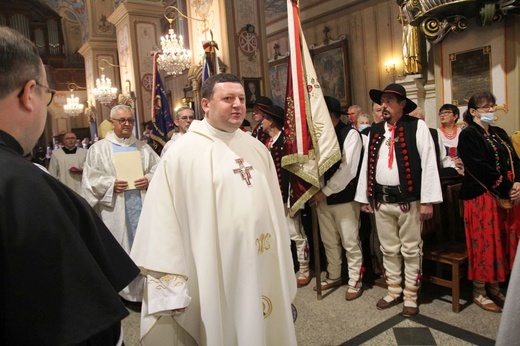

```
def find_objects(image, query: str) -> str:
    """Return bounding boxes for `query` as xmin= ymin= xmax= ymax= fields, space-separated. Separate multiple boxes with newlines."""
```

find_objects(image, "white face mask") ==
xmin=358 ymin=124 xmax=370 ymax=132
xmin=479 ymin=112 xmax=495 ymax=125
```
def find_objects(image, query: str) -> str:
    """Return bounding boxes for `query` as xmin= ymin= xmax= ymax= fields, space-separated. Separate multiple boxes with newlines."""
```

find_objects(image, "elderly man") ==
xmin=355 ymin=83 xmax=442 ymax=317
xmin=130 ymin=73 xmax=297 ymax=345
xmin=0 ymin=26 xmax=138 ymax=344
xmin=346 ymin=104 xmax=362 ymax=127
xmin=161 ymin=106 xmax=194 ymax=156
xmin=48 ymin=131 xmax=87 ymax=194
xmin=82 ymin=104 xmax=159 ymax=302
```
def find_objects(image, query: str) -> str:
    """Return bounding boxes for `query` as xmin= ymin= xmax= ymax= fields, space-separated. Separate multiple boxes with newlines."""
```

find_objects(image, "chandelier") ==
xmin=157 ymin=6 xmax=206 ymax=76
xmin=63 ymin=83 xmax=85 ymax=117
xmin=158 ymin=29 xmax=192 ymax=75
xmin=92 ymin=59 xmax=119 ymax=105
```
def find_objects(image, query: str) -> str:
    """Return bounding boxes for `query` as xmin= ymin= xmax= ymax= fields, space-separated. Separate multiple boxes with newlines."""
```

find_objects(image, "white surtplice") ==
xmin=130 ymin=119 xmax=297 ymax=346
xmin=48 ymin=147 xmax=87 ymax=194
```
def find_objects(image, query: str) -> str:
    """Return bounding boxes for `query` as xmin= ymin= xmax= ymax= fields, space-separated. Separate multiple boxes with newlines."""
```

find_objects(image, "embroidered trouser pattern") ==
xmin=374 ymin=201 xmax=422 ymax=291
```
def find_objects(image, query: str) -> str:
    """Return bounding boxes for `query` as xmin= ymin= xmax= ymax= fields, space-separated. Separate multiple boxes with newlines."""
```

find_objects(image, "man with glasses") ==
xmin=48 ymin=131 xmax=87 ymax=194
xmin=82 ymin=104 xmax=160 ymax=304
xmin=0 ymin=27 xmax=139 ymax=344
xmin=161 ymin=106 xmax=194 ymax=156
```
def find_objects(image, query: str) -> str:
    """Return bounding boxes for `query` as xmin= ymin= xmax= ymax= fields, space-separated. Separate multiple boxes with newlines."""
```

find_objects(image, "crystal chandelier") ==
xmin=157 ymin=5 xmax=206 ymax=76
xmin=63 ymin=83 xmax=85 ymax=117
xmin=92 ymin=73 xmax=118 ymax=105
xmin=158 ymin=28 xmax=192 ymax=76
xmin=64 ymin=93 xmax=84 ymax=117
xmin=92 ymin=59 xmax=120 ymax=105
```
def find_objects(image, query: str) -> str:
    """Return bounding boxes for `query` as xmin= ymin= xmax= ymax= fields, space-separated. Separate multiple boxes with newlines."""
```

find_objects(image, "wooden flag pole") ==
xmin=311 ymin=205 xmax=322 ymax=300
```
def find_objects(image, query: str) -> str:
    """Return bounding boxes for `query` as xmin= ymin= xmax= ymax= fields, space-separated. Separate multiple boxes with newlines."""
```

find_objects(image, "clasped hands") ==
xmin=114 ymin=177 xmax=149 ymax=193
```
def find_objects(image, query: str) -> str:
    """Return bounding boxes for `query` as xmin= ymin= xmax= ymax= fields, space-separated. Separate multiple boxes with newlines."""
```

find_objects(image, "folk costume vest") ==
xmin=270 ymin=133 xmax=289 ymax=202
xmin=366 ymin=115 xmax=422 ymax=204
xmin=324 ymin=122 xmax=363 ymax=205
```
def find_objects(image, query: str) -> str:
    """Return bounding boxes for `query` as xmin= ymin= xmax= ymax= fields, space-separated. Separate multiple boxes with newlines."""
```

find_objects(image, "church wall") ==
xmin=265 ymin=0 xmax=402 ymax=115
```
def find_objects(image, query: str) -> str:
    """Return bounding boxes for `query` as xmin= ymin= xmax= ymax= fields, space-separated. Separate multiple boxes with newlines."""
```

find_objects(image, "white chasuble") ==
xmin=131 ymin=120 xmax=297 ymax=346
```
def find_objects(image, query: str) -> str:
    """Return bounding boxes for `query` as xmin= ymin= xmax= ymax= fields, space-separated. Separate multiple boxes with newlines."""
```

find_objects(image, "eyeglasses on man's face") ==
xmin=179 ymin=115 xmax=195 ymax=121
xmin=438 ymin=111 xmax=453 ymax=116
xmin=113 ymin=118 xmax=135 ymax=125
xmin=34 ymin=81 xmax=56 ymax=106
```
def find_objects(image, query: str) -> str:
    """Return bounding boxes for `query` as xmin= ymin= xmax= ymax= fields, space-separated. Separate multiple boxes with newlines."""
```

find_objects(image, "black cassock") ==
xmin=0 ymin=130 xmax=140 ymax=345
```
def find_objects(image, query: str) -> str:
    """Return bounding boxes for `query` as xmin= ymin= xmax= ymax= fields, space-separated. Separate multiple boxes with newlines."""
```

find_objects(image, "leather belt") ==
xmin=374 ymin=184 xmax=405 ymax=203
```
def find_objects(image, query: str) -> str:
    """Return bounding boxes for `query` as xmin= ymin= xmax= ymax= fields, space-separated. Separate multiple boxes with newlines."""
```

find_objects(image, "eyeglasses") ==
xmin=476 ymin=105 xmax=496 ymax=112
xmin=34 ymin=81 xmax=56 ymax=106
xmin=113 ymin=118 xmax=135 ymax=125
xmin=179 ymin=115 xmax=195 ymax=121
xmin=438 ymin=111 xmax=453 ymax=116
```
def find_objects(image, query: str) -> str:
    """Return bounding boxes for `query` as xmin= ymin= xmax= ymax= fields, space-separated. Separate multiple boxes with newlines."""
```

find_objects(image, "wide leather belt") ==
xmin=374 ymin=184 xmax=406 ymax=203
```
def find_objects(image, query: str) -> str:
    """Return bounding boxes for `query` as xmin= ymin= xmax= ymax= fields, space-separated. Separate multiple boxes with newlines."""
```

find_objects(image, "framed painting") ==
xmin=268 ymin=54 xmax=289 ymax=108
xmin=243 ymin=77 xmax=263 ymax=108
xmin=310 ymin=36 xmax=351 ymax=107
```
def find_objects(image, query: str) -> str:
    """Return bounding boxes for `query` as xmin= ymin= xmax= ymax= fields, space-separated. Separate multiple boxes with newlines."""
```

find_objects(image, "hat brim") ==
xmin=369 ymin=89 xmax=417 ymax=114
xmin=263 ymin=109 xmax=285 ymax=123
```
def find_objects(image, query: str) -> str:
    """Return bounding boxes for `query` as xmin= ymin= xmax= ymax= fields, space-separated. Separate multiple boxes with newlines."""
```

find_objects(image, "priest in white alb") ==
xmin=82 ymin=104 xmax=160 ymax=302
xmin=130 ymin=73 xmax=297 ymax=345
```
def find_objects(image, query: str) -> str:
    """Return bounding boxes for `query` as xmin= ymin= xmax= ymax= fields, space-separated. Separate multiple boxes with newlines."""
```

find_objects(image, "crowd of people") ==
xmin=2 ymin=25 xmax=520 ymax=344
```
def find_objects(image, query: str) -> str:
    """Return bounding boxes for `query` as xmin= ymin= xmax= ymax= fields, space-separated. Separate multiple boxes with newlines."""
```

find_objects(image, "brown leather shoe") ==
xmin=313 ymin=278 xmax=342 ymax=291
xmin=487 ymin=293 xmax=505 ymax=308
xmin=297 ymin=273 xmax=311 ymax=288
xmin=473 ymin=295 xmax=502 ymax=313
xmin=376 ymin=296 xmax=401 ymax=310
xmin=402 ymin=305 xmax=419 ymax=318
xmin=345 ymin=288 xmax=363 ymax=301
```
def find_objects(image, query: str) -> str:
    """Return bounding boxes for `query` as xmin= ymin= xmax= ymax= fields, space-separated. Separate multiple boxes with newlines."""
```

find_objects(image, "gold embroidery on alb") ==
xmin=262 ymin=295 xmax=273 ymax=318
xmin=256 ymin=233 xmax=272 ymax=254
xmin=148 ymin=274 xmax=184 ymax=290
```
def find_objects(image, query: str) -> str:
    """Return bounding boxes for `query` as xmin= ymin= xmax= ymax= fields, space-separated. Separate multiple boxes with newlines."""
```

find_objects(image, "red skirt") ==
xmin=464 ymin=191 xmax=520 ymax=282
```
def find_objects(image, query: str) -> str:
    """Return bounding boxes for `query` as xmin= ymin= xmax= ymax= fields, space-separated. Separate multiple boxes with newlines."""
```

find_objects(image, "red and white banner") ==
xmin=282 ymin=0 xmax=341 ymax=216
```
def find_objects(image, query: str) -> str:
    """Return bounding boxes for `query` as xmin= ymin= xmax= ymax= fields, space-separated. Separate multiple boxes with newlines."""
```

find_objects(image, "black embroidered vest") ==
xmin=366 ymin=115 xmax=422 ymax=203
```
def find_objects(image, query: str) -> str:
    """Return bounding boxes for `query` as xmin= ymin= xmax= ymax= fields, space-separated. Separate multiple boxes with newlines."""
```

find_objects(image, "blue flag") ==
xmin=151 ymin=54 xmax=174 ymax=154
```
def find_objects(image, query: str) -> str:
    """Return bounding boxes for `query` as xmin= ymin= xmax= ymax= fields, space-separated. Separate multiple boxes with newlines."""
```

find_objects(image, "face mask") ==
xmin=358 ymin=124 xmax=370 ymax=132
xmin=479 ymin=112 xmax=495 ymax=125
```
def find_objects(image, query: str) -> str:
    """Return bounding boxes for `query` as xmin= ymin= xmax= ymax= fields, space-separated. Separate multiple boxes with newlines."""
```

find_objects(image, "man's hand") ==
xmin=114 ymin=179 xmax=128 ymax=193
xmin=309 ymin=190 xmax=326 ymax=207
xmin=134 ymin=177 xmax=149 ymax=190
xmin=420 ymin=203 xmax=433 ymax=221
xmin=360 ymin=203 xmax=373 ymax=214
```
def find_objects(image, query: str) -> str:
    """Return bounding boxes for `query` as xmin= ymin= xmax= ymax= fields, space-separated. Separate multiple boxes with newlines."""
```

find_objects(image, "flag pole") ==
xmin=311 ymin=205 xmax=322 ymax=300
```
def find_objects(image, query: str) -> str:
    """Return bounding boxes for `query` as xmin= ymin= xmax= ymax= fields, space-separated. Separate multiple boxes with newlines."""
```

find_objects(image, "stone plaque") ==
xmin=450 ymin=46 xmax=491 ymax=106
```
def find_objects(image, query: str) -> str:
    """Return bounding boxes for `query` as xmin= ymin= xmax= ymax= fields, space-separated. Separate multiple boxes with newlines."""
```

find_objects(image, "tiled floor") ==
xmin=122 ymin=277 xmax=503 ymax=345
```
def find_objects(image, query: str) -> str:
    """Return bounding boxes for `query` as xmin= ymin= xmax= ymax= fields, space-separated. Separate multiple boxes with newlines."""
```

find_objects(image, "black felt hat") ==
xmin=253 ymin=96 xmax=273 ymax=112
xmin=263 ymin=105 xmax=285 ymax=125
xmin=324 ymin=96 xmax=346 ymax=115
xmin=369 ymin=83 xmax=417 ymax=114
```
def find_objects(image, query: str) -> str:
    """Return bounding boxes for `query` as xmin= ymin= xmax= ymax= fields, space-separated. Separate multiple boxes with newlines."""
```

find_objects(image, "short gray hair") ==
xmin=175 ymin=106 xmax=194 ymax=120
xmin=110 ymin=104 xmax=133 ymax=119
